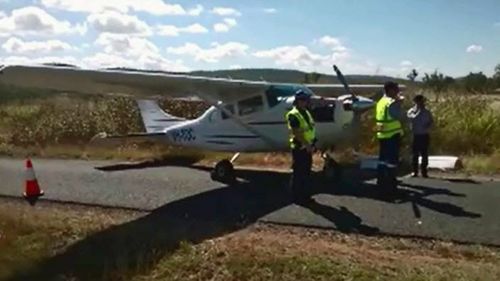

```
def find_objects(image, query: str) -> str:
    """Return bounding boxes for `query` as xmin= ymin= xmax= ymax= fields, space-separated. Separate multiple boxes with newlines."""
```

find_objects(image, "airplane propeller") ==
xmin=333 ymin=65 xmax=358 ymax=103
xmin=332 ymin=65 xmax=366 ymax=152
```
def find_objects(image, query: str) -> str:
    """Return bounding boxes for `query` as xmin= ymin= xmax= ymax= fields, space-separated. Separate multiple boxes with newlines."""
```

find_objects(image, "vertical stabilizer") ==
xmin=136 ymin=99 xmax=185 ymax=133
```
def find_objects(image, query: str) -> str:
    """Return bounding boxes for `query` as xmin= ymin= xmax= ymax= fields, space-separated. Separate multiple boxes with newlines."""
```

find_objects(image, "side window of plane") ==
xmin=238 ymin=95 xmax=264 ymax=116
xmin=265 ymin=86 xmax=280 ymax=108
xmin=310 ymin=101 xmax=335 ymax=122
xmin=221 ymin=104 xmax=235 ymax=119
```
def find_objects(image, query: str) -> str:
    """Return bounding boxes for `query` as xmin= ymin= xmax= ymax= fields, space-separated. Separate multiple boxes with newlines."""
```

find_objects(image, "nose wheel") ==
xmin=210 ymin=153 xmax=239 ymax=184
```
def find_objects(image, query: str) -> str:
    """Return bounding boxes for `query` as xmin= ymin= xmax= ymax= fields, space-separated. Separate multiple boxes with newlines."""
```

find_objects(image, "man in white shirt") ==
xmin=407 ymin=95 xmax=433 ymax=177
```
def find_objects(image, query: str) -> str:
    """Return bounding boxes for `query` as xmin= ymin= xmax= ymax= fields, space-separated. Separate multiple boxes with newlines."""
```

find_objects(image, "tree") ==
xmin=303 ymin=72 xmax=322 ymax=84
xmin=406 ymin=69 xmax=418 ymax=81
xmin=462 ymin=72 xmax=490 ymax=94
xmin=422 ymin=71 xmax=455 ymax=93
xmin=494 ymin=64 xmax=500 ymax=89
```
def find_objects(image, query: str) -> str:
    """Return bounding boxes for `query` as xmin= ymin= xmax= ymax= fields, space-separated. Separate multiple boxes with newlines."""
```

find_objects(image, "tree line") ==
xmin=408 ymin=64 xmax=500 ymax=94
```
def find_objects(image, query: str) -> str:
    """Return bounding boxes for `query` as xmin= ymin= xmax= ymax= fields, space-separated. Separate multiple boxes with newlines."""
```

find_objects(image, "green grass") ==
xmin=1 ymin=200 xmax=499 ymax=281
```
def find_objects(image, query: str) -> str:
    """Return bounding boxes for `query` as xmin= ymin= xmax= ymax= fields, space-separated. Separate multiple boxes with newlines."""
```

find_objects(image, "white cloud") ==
xmin=82 ymin=52 xmax=190 ymax=72
xmin=95 ymin=33 xmax=158 ymax=57
xmin=223 ymin=18 xmax=237 ymax=26
xmin=253 ymin=45 xmax=326 ymax=68
xmin=0 ymin=55 xmax=79 ymax=66
xmin=81 ymin=53 xmax=132 ymax=68
xmin=213 ymin=18 xmax=237 ymax=33
xmin=157 ymin=23 xmax=208 ymax=36
xmin=41 ymin=0 xmax=203 ymax=16
xmin=0 ymin=11 xmax=5 ymax=19
xmin=210 ymin=7 xmax=241 ymax=17
xmin=466 ymin=44 xmax=483 ymax=53
xmin=187 ymin=5 xmax=204 ymax=16
xmin=2 ymin=37 xmax=73 ymax=54
xmin=263 ymin=8 xmax=277 ymax=14
xmin=253 ymin=43 xmax=352 ymax=73
xmin=318 ymin=35 xmax=347 ymax=52
xmin=167 ymin=42 xmax=249 ymax=63
xmin=213 ymin=23 xmax=229 ymax=33
xmin=229 ymin=64 xmax=241 ymax=69
xmin=0 ymin=6 xmax=86 ymax=37
xmin=400 ymin=60 xmax=413 ymax=67
xmin=90 ymin=33 xmax=189 ymax=71
xmin=87 ymin=10 xmax=152 ymax=35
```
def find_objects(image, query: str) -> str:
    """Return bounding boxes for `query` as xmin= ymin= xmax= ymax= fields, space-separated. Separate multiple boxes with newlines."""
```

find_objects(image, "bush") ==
xmin=427 ymin=94 xmax=500 ymax=154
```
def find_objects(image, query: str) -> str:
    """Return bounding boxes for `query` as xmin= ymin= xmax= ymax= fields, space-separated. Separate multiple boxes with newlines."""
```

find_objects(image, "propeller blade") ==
xmin=332 ymin=65 xmax=358 ymax=102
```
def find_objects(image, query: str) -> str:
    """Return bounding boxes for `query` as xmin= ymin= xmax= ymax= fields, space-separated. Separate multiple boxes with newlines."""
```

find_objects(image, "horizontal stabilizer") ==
xmin=136 ymin=99 xmax=185 ymax=133
xmin=93 ymin=132 xmax=166 ymax=139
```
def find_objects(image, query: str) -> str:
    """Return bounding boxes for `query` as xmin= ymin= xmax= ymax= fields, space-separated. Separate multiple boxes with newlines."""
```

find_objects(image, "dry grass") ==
xmin=0 ymin=86 xmax=499 ymax=173
xmin=0 ymin=199 xmax=139 ymax=280
xmin=144 ymin=225 xmax=500 ymax=281
xmin=463 ymin=150 xmax=500 ymax=174
xmin=1 ymin=199 xmax=499 ymax=281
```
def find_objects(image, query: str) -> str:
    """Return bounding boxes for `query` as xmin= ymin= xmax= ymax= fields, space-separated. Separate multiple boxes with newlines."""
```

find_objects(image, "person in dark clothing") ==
xmin=286 ymin=89 xmax=317 ymax=201
xmin=407 ymin=94 xmax=433 ymax=177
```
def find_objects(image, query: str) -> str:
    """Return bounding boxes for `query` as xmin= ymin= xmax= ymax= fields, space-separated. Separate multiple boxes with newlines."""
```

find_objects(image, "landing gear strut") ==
xmin=210 ymin=153 xmax=240 ymax=184
xmin=321 ymin=149 xmax=342 ymax=183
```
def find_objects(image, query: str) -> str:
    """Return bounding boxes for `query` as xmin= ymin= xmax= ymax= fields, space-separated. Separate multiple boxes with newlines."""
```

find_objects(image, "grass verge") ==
xmin=0 ymin=199 xmax=499 ymax=281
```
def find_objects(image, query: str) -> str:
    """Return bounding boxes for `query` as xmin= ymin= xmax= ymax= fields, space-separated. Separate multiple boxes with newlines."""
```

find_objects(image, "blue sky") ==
xmin=0 ymin=0 xmax=499 ymax=78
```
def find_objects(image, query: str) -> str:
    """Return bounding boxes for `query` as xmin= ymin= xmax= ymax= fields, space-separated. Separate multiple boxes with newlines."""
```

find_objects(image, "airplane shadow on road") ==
xmin=8 ymin=167 xmax=481 ymax=281
xmin=319 ymin=177 xmax=481 ymax=219
xmin=7 ymin=168 xmax=378 ymax=281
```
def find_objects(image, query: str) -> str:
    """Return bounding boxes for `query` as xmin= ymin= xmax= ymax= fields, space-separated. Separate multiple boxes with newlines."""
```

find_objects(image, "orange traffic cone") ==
xmin=23 ymin=158 xmax=44 ymax=206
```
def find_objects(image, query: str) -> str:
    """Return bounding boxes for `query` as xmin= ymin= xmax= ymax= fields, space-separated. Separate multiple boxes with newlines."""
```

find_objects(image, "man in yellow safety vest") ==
xmin=286 ymin=89 xmax=317 ymax=202
xmin=375 ymin=81 xmax=405 ymax=191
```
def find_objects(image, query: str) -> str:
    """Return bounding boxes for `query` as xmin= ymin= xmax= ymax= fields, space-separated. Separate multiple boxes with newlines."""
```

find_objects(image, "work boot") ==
xmin=376 ymin=165 xmax=387 ymax=187
xmin=421 ymin=170 xmax=428 ymax=178
xmin=388 ymin=168 xmax=400 ymax=188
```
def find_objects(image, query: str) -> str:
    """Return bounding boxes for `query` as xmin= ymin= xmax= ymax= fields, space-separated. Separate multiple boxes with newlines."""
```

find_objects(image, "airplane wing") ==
xmin=305 ymin=84 xmax=386 ymax=97
xmin=0 ymin=64 xmax=269 ymax=103
xmin=0 ymin=64 xmax=389 ymax=103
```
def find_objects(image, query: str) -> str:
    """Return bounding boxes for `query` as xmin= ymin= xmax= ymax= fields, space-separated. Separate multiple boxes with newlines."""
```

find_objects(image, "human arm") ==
xmin=407 ymin=106 xmax=418 ymax=119
xmin=388 ymin=100 xmax=406 ymax=123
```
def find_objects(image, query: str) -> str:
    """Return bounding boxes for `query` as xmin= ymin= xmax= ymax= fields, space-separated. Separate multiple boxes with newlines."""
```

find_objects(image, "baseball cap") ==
xmin=294 ymin=89 xmax=311 ymax=100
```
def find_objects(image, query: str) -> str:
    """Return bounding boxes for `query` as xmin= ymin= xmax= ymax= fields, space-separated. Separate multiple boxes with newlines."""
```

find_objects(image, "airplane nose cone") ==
xmin=352 ymin=96 xmax=375 ymax=111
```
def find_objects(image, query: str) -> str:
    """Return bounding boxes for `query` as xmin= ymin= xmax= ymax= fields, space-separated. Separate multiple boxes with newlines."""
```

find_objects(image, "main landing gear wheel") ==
xmin=211 ymin=159 xmax=236 ymax=184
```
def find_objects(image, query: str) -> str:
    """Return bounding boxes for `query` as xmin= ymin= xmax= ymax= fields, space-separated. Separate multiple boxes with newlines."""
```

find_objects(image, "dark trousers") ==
xmin=290 ymin=148 xmax=312 ymax=199
xmin=377 ymin=134 xmax=401 ymax=189
xmin=412 ymin=134 xmax=430 ymax=175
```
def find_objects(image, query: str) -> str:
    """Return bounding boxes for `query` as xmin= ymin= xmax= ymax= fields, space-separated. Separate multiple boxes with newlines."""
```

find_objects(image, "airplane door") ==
xmin=309 ymin=98 xmax=335 ymax=122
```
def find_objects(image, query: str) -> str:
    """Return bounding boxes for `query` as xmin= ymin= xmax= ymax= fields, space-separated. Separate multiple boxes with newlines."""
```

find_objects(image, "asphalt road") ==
xmin=1 ymin=157 xmax=499 ymax=246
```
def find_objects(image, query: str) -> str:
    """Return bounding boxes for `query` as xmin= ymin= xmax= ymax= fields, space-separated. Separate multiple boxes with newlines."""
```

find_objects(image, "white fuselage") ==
xmin=156 ymin=90 xmax=374 ymax=153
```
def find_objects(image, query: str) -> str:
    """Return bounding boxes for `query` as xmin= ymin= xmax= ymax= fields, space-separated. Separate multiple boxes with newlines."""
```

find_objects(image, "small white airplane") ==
xmin=0 ymin=64 xmax=397 ymax=183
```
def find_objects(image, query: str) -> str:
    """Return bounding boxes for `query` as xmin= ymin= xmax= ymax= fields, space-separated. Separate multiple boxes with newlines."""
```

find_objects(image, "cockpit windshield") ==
xmin=265 ymin=85 xmax=314 ymax=108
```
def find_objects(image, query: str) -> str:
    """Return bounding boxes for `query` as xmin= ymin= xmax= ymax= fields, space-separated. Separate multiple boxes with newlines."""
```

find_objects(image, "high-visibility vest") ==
xmin=375 ymin=96 xmax=403 ymax=139
xmin=286 ymin=107 xmax=316 ymax=149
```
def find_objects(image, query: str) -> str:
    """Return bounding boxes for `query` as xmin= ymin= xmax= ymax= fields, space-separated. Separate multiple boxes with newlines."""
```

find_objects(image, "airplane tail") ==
xmin=136 ymin=99 xmax=186 ymax=133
